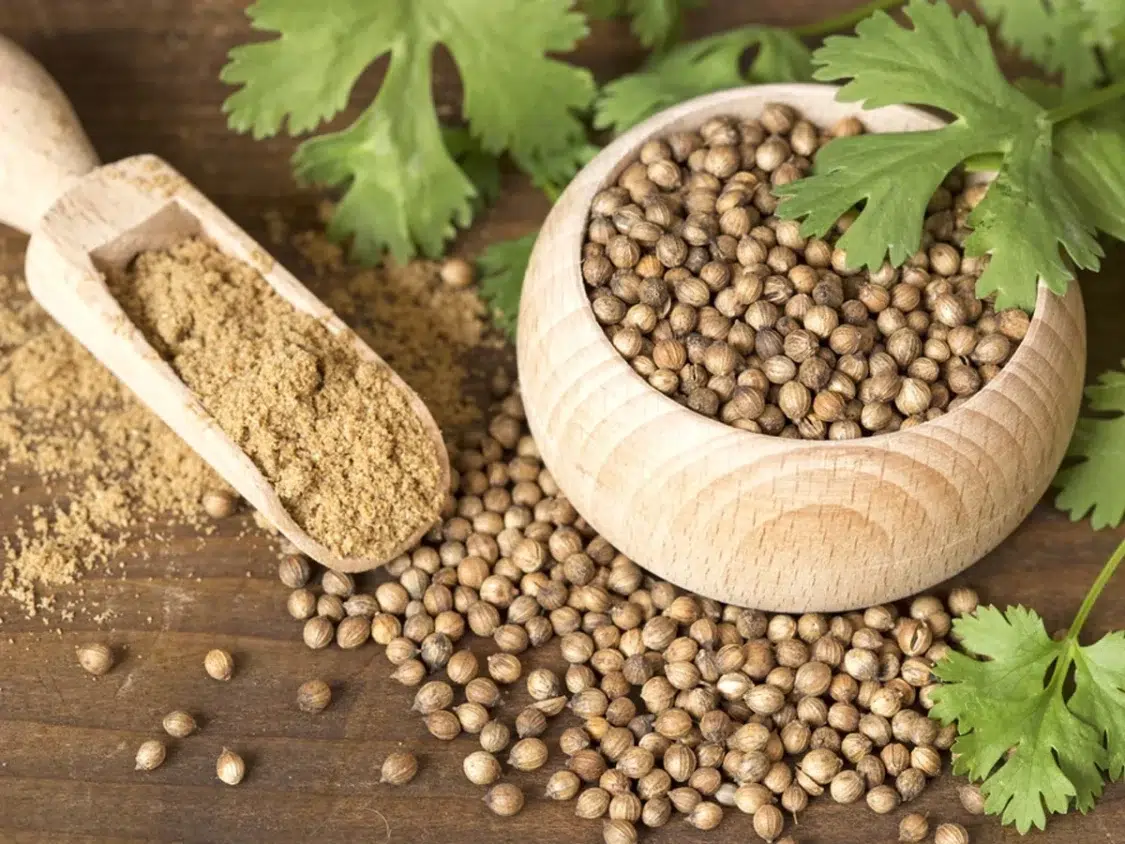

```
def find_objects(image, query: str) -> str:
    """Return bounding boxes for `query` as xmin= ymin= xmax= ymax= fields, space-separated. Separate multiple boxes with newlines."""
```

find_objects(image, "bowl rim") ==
xmin=554 ymin=82 xmax=1062 ymax=451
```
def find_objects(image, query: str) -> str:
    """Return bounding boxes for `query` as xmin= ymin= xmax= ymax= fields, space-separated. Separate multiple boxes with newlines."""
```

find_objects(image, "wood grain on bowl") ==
xmin=517 ymin=84 xmax=1085 ymax=612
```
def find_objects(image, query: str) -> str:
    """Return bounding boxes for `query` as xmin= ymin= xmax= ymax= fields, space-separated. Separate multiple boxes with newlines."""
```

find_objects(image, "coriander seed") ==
xmin=77 ymin=642 xmax=114 ymax=676
xmin=202 ymin=489 xmax=238 ymax=519
xmin=288 ymin=588 xmax=317 ymax=620
xmin=935 ymin=822 xmax=970 ymax=844
xmin=297 ymin=679 xmax=332 ymax=713
xmin=204 ymin=648 xmax=234 ymax=681
xmin=603 ymin=819 xmax=637 ymax=844
xmin=463 ymin=750 xmax=502 ymax=785
xmin=959 ymin=783 xmax=985 ymax=814
xmin=547 ymin=770 xmax=582 ymax=800
xmin=480 ymin=721 xmax=511 ymax=754
xmin=336 ymin=614 xmax=371 ymax=649
xmin=753 ymin=804 xmax=783 ymax=842
xmin=162 ymin=710 xmax=197 ymax=739
xmin=576 ymin=787 xmax=612 ymax=819
xmin=899 ymin=812 xmax=929 ymax=843
xmin=380 ymin=751 xmax=418 ymax=785
xmin=303 ymin=616 xmax=334 ymax=649
xmin=278 ymin=554 xmax=310 ymax=588
xmin=216 ymin=748 xmax=245 ymax=785
xmin=135 ymin=739 xmax=166 ymax=771
xmin=484 ymin=782 xmax=524 ymax=817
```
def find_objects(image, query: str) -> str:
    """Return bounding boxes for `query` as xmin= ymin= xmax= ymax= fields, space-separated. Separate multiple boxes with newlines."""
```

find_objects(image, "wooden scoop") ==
xmin=0 ymin=35 xmax=450 ymax=573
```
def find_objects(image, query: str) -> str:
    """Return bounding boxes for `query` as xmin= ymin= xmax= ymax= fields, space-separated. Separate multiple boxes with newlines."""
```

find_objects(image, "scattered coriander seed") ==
xmin=134 ymin=739 xmax=166 ymax=771
xmin=288 ymin=588 xmax=317 ymax=620
xmin=866 ymin=784 xmax=900 ymax=814
xmin=77 ymin=642 xmax=114 ymax=676
xmin=202 ymin=489 xmax=238 ymax=519
xmin=603 ymin=819 xmax=637 ymax=844
xmin=303 ymin=616 xmax=334 ymax=649
xmin=413 ymin=680 xmax=454 ymax=714
xmin=487 ymin=652 xmax=522 ymax=684
xmin=454 ymin=702 xmax=491 ymax=734
xmin=204 ymin=648 xmax=234 ymax=681
xmin=278 ymin=554 xmax=311 ymax=588
xmin=935 ymin=822 xmax=970 ymax=844
xmin=425 ymin=710 xmax=462 ymax=740
xmin=899 ymin=813 xmax=929 ymax=843
xmin=480 ymin=721 xmax=511 ymax=754
xmin=336 ymin=614 xmax=371 ymax=649
xmin=391 ymin=659 xmax=426 ymax=687
xmin=162 ymin=710 xmax=197 ymax=739
xmin=576 ymin=787 xmax=612 ymax=819
xmin=958 ymin=783 xmax=985 ymax=814
xmin=447 ymin=649 xmax=479 ymax=684
xmin=297 ymin=679 xmax=332 ymax=713
xmin=321 ymin=569 xmax=355 ymax=598
xmin=216 ymin=748 xmax=245 ymax=785
xmin=508 ymin=737 xmax=549 ymax=771
xmin=688 ymin=801 xmax=723 ymax=831
xmin=546 ymin=770 xmax=582 ymax=801
xmin=380 ymin=751 xmax=418 ymax=785
xmin=753 ymin=804 xmax=783 ymax=842
xmin=484 ymin=782 xmax=525 ymax=817
xmin=463 ymin=750 xmax=502 ymax=785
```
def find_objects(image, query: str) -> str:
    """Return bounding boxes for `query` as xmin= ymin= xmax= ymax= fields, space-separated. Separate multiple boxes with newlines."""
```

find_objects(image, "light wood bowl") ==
xmin=517 ymin=84 xmax=1085 ymax=612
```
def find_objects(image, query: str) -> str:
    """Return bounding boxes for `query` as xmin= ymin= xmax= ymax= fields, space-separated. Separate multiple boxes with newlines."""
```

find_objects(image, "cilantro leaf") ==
xmin=583 ymin=0 xmax=700 ymax=50
xmin=931 ymin=606 xmax=1109 ymax=832
xmin=595 ymin=27 xmax=812 ymax=134
xmin=967 ymin=126 xmax=1101 ymax=309
xmin=1072 ymin=632 xmax=1125 ymax=779
xmin=978 ymin=0 xmax=1102 ymax=90
xmin=477 ymin=233 xmax=537 ymax=338
xmin=1081 ymin=0 xmax=1125 ymax=38
xmin=223 ymin=0 xmax=595 ymax=263
xmin=1055 ymin=364 xmax=1125 ymax=529
xmin=775 ymin=0 xmax=1102 ymax=310
xmin=443 ymin=127 xmax=503 ymax=210
xmin=1055 ymin=110 xmax=1125 ymax=242
xmin=627 ymin=0 xmax=701 ymax=51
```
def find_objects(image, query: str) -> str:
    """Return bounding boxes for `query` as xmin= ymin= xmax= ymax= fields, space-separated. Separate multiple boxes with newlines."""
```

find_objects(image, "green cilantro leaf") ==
xmin=774 ymin=0 xmax=1102 ymax=310
xmin=583 ymin=0 xmax=700 ymax=50
xmin=477 ymin=233 xmax=537 ymax=339
xmin=1055 ymin=110 xmax=1125 ymax=242
xmin=1055 ymin=364 xmax=1125 ymax=529
xmin=595 ymin=27 xmax=812 ymax=134
xmin=223 ymin=0 xmax=594 ymax=263
xmin=930 ymin=605 xmax=1112 ymax=832
xmin=1071 ymin=632 xmax=1125 ymax=779
xmin=978 ymin=0 xmax=1102 ymax=90
xmin=443 ymin=127 xmax=503 ymax=210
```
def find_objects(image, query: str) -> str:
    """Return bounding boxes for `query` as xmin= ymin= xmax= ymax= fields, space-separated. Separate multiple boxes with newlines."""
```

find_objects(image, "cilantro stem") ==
xmin=1045 ymin=78 xmax=1125 ymax=125
xmin=791 ymin=0 xmax=904 ymax=39
xmin=1067 ymin=537 xmax=1125 ymax=642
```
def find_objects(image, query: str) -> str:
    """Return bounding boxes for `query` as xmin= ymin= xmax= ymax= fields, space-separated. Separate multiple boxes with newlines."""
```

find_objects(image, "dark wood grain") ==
xmin=1 ymin=2 xmax=1124 ymax=843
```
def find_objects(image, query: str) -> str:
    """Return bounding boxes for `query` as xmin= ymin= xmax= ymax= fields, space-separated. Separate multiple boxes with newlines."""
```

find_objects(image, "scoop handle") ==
xmin=0 ymin=35 xmax=100 ymax=234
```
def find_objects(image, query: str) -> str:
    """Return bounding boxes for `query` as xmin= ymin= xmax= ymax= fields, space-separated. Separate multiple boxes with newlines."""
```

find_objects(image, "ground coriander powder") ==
xmin=106 ymin=236 xmax=444 ymax=560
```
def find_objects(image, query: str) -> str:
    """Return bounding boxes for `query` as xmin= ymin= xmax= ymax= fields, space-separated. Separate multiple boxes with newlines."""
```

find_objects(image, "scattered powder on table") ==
xmin=0 ymin=273 xmax=225 ymax=616
xmin=106 ymin=236 xmax=445 ymax=561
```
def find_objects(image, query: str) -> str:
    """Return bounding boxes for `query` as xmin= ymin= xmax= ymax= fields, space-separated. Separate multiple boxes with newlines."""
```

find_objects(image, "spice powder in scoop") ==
xmin=107 ymin=237 xmax=444 ymax=560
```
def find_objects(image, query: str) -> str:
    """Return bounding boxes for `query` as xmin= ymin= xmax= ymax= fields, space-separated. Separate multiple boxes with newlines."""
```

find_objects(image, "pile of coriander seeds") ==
xmin=279 ymin=376 xmax=984 ymax=843
xmin=580 ymin=103 xmax=1030 ymax=438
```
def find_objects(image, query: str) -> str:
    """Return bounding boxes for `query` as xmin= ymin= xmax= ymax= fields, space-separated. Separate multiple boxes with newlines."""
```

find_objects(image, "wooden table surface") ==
xmin=2 ymin=2 xmax=1124 ymax=842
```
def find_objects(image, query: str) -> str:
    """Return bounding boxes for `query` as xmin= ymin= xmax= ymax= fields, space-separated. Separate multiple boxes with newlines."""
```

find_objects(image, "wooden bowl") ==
xmin=517 ymin=83 xmax=1085 ymax=612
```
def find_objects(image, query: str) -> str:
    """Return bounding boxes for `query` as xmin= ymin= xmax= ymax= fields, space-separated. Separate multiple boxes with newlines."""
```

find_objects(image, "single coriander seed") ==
xmin=603 ymin=819 xmax=637 ymax=844
xmin=162 ymin=710 xmax=197 ymax=739
xmin=958 ymin=783 xmax=985 ymax=814
xmin=216 ymin=748 xmax=246 ymax=785
xmin=297 ymin=679 xmax=332 ymax=713
xmin=134 ymin=739 xmax=166 ymax=771
xmin=463 ymin=750 xmax=502 ymax=785
xmin=77 ymin=642 xmax=114 ymax=676
xmin=204 ymin=648 xmax=234 ymax=681
xmin=484 ymin=782 xmax=525 ymax=817
xmin=899 ymin=813 xmax=929 ymax=843
xmin=202 ymin=489 xmax=239 ymax=519
xmin=380 ymin=751 xmax=418 ymax=785
xmin=278 ymin=555 xmax=311 ymax=588
xmin=935 ymin=822 xmax=970 ymax=844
